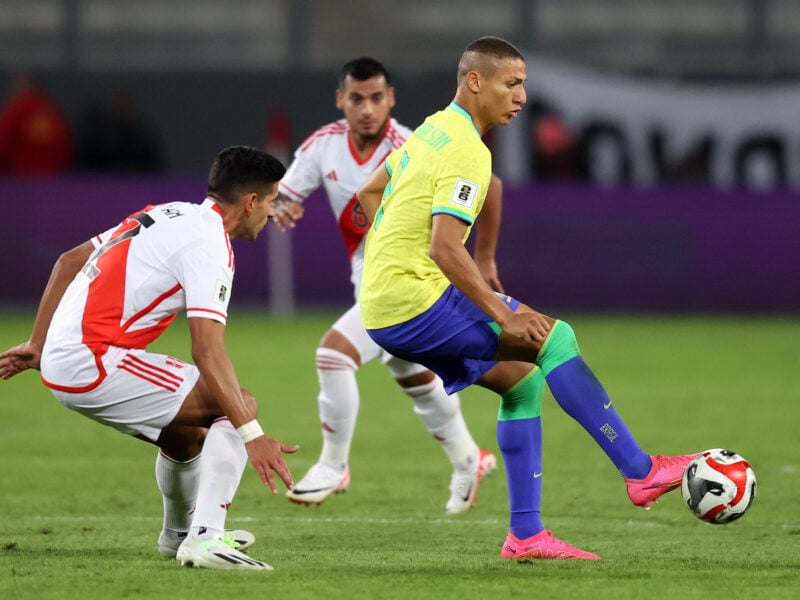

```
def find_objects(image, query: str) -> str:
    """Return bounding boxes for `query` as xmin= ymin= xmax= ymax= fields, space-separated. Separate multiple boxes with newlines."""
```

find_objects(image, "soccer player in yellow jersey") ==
xmin=358 ymin=36 xmax=699 ymax=560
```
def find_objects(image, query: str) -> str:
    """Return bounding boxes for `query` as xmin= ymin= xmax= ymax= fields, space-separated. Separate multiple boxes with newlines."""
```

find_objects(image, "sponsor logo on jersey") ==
xmin=325 ymin=170 xmax=338 ymax=181
xmin=449 ymin=178 xmax=479 ymax=209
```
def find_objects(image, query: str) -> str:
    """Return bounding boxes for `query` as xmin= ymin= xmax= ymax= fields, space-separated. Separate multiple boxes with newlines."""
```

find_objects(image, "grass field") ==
xmin=1 ymin=309 xmax=798 ymax=599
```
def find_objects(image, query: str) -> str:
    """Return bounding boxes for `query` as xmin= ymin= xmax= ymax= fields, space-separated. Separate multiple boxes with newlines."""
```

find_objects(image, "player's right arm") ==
xmin=0 ymin=240 xmax=93 ymax=379
xmin=188 ymin=316 xmax=298 ymax=493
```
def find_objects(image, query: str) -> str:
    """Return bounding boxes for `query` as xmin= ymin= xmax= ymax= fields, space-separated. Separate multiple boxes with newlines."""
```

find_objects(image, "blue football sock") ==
xmin=540 ymin=322 xmax=652 ymax=479
xmin=496 ymin=369 xmax=545 ymax=539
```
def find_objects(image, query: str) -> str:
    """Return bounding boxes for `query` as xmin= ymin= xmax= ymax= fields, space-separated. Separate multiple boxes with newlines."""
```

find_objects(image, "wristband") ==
xmin=236 ymin=420 xmax=264 ymax=443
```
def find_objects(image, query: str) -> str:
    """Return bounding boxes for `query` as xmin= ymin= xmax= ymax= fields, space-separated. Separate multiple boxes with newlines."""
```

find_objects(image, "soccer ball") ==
xmin=681 ymin=448 xmax=756 ymax=524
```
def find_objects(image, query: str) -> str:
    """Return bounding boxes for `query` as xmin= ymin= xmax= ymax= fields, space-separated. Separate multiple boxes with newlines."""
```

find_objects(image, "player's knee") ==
xmin=315 ymin=347 xmax=358 ymax=372
xmin=537 ymin=320 xmax=582 ymax=377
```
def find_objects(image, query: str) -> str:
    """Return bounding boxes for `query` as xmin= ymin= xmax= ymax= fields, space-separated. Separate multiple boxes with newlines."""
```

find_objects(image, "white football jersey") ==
xmin=41 ymin=199 xmax=235 ymax=392
xmin=278 ymin=117 xmax=411 ymax=296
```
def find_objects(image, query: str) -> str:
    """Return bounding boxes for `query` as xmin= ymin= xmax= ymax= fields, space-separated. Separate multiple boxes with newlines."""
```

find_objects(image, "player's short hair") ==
xmin=207 ymin=146 xmax=286 ymax=204
xmin=463 ymin=36 xmax=524 ymax=61
xmin=339 ymin=57 xmax=392 ymax=89
xmin=457 ymin=36 xmax=524 ymax=85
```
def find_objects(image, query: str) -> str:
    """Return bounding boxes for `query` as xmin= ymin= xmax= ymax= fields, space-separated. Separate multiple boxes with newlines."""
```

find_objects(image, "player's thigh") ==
xmin=476 ymin=360 xmax=536 ymax=395
xmin=382 ymin=351 xmax=430 ymax=382
xmin=327 ymin=303 xmax=383 ymax=365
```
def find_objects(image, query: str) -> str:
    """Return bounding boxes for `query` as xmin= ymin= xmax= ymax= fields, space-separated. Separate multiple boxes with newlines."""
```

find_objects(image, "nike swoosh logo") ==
xmin=533 ymin=472 xmax=543 ymax=478
xmin=289 ymin=487 xmax=336 ymax=495
xmin=460 ymin=484 xmax=473 ymax=502
xmin=643 ymin=479 xmax=681 ymax=490
xmin=603 ymin=401 xmax=612 ymax=409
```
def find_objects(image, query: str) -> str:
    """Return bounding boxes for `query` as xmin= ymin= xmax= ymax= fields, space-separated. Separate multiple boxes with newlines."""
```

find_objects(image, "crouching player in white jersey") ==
xmin=0 ymin=146 xmax=297 ymax=571
xmin=273 ymin=57 xmax=500 ymax=513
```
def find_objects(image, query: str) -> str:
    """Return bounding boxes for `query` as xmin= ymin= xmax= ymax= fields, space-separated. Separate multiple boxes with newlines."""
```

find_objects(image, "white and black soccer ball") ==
xmin=681 ymin=448 xmax=756 ymax=524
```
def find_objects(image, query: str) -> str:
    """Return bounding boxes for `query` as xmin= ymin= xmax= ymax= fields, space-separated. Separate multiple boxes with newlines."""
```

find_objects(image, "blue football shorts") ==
xmin=366 ymin=285 xmax=520 ymax=394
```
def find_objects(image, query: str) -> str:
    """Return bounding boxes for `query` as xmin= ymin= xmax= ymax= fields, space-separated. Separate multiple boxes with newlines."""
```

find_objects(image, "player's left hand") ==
xmin=0 ymin=340 xmax=42 ymax=379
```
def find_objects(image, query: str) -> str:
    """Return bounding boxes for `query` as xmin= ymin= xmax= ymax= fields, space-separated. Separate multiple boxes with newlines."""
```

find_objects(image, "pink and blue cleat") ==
xmin=625 ymin=453 xmax=700 ymax=508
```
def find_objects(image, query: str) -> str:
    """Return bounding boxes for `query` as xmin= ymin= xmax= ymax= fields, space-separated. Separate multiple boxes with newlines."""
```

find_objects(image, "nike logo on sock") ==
xmin=533 ymin=472 xmax=543 ymax=478
xmin=603 ymin=401 xmax=613 ymax=409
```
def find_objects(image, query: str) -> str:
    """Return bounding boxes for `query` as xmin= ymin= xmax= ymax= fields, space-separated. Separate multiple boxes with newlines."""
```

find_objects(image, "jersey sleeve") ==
xmin=173 ymin=235 xmax=233 ymax=325
xmin=278 ymin=137 xmax=324 ymax=202
xmin=430 ymin=146 xmax=491 ymax=226
xmin=92 ymin=224 xmax=119 ymax=248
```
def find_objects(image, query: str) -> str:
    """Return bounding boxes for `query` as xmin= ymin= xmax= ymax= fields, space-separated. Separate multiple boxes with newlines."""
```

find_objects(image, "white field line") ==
xmin=29 ymin=514 xmax=502 ymax=527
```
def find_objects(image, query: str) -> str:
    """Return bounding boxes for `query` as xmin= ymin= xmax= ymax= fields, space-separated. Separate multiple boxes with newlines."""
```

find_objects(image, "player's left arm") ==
xmin=357 ymin=164 xmax=391 ymax=224
xmin=474 ymin=173 xmax=504 ymax=292
xmin=0 ymin=240 xmax=94 ymax=379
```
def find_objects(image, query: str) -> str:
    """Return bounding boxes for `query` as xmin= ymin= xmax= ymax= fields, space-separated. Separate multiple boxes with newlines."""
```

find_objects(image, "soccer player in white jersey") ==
xmin=0 ymin=146 xmax=297 ymax=571
xmin=273 ymin=57 xmax=501 ymax=513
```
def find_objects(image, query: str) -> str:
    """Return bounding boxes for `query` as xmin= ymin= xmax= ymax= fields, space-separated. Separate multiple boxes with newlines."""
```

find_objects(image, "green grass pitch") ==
xmin=1 ymin=309 xmax=798 ymax=599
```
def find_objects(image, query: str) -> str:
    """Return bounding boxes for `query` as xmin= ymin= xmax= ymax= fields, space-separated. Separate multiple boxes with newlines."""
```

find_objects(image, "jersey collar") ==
xmin=203 ymin=197 xmax=225 ymax=219
xmin=448 ymin=102 xmax=481 ymax=137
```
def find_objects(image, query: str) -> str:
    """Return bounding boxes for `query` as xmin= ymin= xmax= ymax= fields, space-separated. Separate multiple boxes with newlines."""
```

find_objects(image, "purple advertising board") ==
xmin=1 ymin=177 xmax=797 ymax=312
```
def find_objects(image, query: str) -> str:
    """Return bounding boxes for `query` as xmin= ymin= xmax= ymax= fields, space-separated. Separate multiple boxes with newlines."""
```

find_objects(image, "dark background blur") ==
xmin=4 ymin=0 xmax=799 ymax=175
xmin=1 ymin=0 xmax=798 ymax=313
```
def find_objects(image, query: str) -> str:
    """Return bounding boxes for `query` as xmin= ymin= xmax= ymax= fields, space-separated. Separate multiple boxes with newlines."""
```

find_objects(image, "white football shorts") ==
xmin=49 ymin=346 xmax=200 ymax=442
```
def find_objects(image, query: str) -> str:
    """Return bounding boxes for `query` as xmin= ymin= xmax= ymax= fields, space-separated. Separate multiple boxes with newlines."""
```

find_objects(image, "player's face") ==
xmin=336 ymin=75 xmax=396 ymax=142
xmin=240 ymin=183 xmax=279 ymax=241
xmin=483 ymin=58 xmax=527 ymax=126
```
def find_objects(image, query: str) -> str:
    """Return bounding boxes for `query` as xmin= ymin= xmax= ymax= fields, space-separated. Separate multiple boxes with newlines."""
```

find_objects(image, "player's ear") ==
xmin=241 ymin=192 xmax=257 ymax=216
xmin=467 ymin=71 xmax=481 ymax=93
xmin=335 ymin=88 xmax=344 ymax=111
xmin=387 ymin=86 xmax=396 ymax=109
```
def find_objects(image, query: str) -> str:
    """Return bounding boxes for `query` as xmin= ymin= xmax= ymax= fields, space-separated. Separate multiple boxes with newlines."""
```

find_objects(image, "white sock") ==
xmin=315 ymin=348 xmax=359 ymax=467
xmin=189 ymin=418 xmax=247 ymax=539
xmin=405 ymin=377 xmax=479 ymax=471
xmin=155 ymin=450 xmax=200 ymax=536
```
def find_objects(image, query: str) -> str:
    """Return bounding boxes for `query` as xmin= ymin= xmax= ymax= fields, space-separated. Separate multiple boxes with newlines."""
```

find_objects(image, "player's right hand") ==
xmin=245 ymin=435 xmax=300 ymax=494
xmin=0 ymin=340 xmax=42 ymax=379
xmin=271 ymin=198 xmax=305 ymax=232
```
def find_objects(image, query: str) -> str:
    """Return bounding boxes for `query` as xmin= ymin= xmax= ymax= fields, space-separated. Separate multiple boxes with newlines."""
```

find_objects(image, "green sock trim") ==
xmin=497 ymin=367 xmax=545 ymax=421
xmin=538 ymin=320 xmax=581 ymax=377
xmin=487 ymin=321 xmax=502 ymax=335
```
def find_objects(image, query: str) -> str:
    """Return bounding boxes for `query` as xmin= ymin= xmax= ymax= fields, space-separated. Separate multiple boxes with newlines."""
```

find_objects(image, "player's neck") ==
xmin=452 ymin=95 xmax=491 ymax=136
xmin=349 ymin=121 xmax=388 ymax=158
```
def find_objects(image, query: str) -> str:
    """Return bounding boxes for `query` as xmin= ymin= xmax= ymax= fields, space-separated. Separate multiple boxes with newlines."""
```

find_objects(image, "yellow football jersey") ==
xmin=360 ymin=103 xmax=492 ymax=329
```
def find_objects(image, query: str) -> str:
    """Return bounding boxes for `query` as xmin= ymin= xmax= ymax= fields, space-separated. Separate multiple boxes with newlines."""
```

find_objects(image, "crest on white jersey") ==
xmin=214 ymin=280 xmax=230 ymax=309
xmin=449 ymin=178 xmax=479 ymax=209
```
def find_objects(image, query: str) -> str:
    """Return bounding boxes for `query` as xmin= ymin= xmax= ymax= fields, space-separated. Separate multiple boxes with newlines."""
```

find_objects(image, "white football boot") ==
xmin=285 ymin=462 xmax=350 ymax=506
